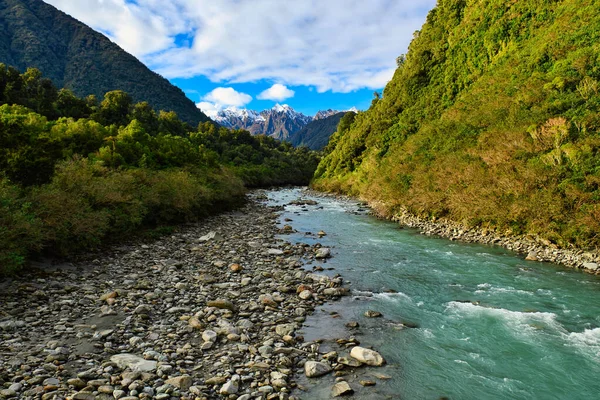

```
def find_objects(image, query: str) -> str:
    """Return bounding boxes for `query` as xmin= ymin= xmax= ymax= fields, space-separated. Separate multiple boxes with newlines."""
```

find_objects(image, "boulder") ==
xmin=583 ymin=262 xmax=599 ymax=271
xmin=304 ymin=361 xmax=332 ymax=377
xmin=525 ymin=251 xmax=538 ymax=261
xmin=364 ymin=310 xmax=382 ymax=318
xmin=349 ymin=346 xmax=385 ymax=366
xmin=315 ymin=248 xmax=332 ymax=259
xmin=165 ymin=375 xmax=192 ymax=390
xmin=199 ymin=231 xmax=222 ymax=242
xmin=207 ymin=299 xmax=235 ymax=311
xmin=332 ymin=381 xmax=354 ymax=397
xmin=110 ymin=354 xmax=157 ymax=372
xmin=202 ymin=330 xmax=218 ymax=343
xmin=275 ymin=323 xmax=295 ymax=336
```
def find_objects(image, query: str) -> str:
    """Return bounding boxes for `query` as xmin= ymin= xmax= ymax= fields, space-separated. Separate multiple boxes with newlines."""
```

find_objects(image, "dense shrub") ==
xmin=0 ymin=68 xmax=318 ymax=274
xmin=314 ymin=0 xmax=600 ymax=249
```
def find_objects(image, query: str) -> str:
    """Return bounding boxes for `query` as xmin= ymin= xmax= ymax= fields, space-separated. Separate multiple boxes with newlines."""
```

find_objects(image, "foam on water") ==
xmin=475 ymin=284 xmax=534 ymax=296
xmin=445 ymin=301 xmax=565 ymax=335
xmin=565 ymin=327 xmax=600 ymax=359
xmin=374 ymin=291 xmax=412 ymax=302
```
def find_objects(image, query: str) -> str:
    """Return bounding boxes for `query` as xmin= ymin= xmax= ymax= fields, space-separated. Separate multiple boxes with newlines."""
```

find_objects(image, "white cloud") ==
xmin=257 ymin=84 xmax=295 ymax=101
xmin=45 ymin=0 xmax=437 ymax=92
xmin=196 ymin=87 xmax=252 ymax=117
xmin=196 ymin=101 xmax=221 ymax=118
xmin=202 ymin=87 xmax=252 ymax=107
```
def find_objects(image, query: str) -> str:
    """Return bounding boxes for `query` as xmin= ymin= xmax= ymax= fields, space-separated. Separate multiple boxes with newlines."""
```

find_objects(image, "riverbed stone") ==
xmin=332 ymin=381 xmax=354 ymax=397
xmin=315 ymin=247 xmax=332 ymax=259
xmin=165 ymin=375 xmax=192 ymax=390
xmin=110 ymin=354 xmax=157 ymax=372
xmin=304 ymin=361 xmax=332 ymax=377
xmin=349 ymin=347 xmax=385 ymax=366
xmin=207 ymin=299 xmax=236 ymax=311
xmin=583 ymin=262 xmax=599 ymax=271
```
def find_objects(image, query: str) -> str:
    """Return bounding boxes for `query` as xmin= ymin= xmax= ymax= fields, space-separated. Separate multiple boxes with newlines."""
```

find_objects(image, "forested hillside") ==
xmin=0 ymin=67 xmax=319 ymax=274
xmin=0 ymin=0 xmax=210 ymax=125
xmin=289 ymin=112 xmax=346 ymax=150
xmin=314 ymin=0 xmax=600 ymax=249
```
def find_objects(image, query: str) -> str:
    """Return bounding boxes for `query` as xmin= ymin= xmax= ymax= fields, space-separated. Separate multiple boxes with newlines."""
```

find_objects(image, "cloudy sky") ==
xmin=45 ymin=0 xmax=436 ymax=116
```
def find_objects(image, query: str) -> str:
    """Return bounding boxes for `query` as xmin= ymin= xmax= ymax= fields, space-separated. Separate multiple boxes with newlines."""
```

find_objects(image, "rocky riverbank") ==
xmin=0 ymin=191 xmax=389 ymax=400
xmin=303 ymin=189 xmax=600 ymax=274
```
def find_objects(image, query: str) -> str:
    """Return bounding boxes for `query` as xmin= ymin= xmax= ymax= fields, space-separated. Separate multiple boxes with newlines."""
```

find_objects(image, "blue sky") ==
xmin=45 ymin=0 xmax=436 ymax=117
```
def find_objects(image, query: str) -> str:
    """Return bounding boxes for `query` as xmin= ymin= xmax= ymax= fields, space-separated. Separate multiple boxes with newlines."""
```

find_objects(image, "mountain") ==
xmin=314 ymin=0 xmax=600 ymax=249
xmin=207 ymin=104 xmax=313 ymax=140
xmin=313 ymin=109 xmax=341 ymax=121
xmin=288 ymin=112 xmax=347 ymax=150
xmin=0 ymin=0 xmax=210 ymax=125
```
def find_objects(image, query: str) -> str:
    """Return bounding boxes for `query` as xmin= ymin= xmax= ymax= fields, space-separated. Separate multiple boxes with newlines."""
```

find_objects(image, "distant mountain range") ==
xmin=0 ymin=0 xmax=210 ymax=125
xmin=205 ymin=104 xmax=357 ymax=148
xmin=209 ymin=104 xmax=312 ymax=140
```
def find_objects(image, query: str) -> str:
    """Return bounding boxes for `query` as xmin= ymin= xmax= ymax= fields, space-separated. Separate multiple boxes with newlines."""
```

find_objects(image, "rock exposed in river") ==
xmin=316 ymin=247 xmax=332 ymax=259
xmin=350 ymin=346 xmax=386 ymax=366
xmin=332 ymin=380 xmax=354 ymax=397
xmin=364 ymin=310 xmax=383 ymax=318
xmin=304 ymin=361 xmax=333 ymax=377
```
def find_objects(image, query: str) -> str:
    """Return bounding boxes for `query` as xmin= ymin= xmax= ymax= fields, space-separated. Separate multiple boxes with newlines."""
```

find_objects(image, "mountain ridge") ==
xmin=206 ymin=104 xmax=357 ymax=144
xmin=0 ymin=0 xmax=210 ymax=125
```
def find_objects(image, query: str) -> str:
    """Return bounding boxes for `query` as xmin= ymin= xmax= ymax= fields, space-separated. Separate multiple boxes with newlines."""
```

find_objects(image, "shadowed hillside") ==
xmin=0 ymin=0 xmax=210 ymax=125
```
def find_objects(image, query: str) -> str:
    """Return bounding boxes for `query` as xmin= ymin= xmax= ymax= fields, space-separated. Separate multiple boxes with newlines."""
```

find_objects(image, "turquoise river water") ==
xmin=266 ymin=188 xmax=600 ymax=400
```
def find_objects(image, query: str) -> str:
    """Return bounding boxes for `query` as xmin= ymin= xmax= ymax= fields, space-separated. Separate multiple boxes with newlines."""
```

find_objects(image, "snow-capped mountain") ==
xmin=205 ymin=104 xmax=358 ymax=141
xmin=207 ymin=107 xmax=265 ymax=129
xmin=207 ymin=104 xmax=312 ymax=140
xmin=313 ymin=109 xmax=341 ymax=120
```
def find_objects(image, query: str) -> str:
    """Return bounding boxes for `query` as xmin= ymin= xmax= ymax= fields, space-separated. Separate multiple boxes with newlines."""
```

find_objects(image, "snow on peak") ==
xmin=313 ymin=109 xmax=340 ymax=120
xmin=346 ymin=106 xmax=359 ymax=113
xmin=272 ymin=103 xmax=292 ymax=113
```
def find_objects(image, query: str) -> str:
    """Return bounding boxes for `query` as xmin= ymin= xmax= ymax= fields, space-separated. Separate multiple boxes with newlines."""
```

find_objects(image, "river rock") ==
xmin=304 ymin=361 xmax=332 ymax=377
xmin=205 ymin=376 xmax=227 ymax=385
xmin=207 ymin=299 xmax=235 ymax=311
xmin=110 ymin=354 xmax=157 ymax=372
xmin=202 ymin=330 xmax=218 ymax=343
xmin=165 ymin=375 xmax=192 ymax=390
xmin=230 ymin=263 xmax=243 ymax=272
xmin=332 ymin=381 xmax=354 ymax=397
xmin=199 ymin=231 xmax=221 ymax=242
xmin=219 ymin=375 xmax=240 ymax=395
xmin=583 ymin=262 xmax=599 ymax=271
xmin=364 ymin=310 xmax=382 ymax=318
xmin=525 ymin=251 xmax=538 ymax=261
xmin=349 ymin=347 xmax=385 ymax=366
xmin=275 ymin=323 xmax=295 ymax=336
xmin=315 ymin=247 xmax=332 ymax=259
xmin=338 ymin=356 xmax=361 ymax=367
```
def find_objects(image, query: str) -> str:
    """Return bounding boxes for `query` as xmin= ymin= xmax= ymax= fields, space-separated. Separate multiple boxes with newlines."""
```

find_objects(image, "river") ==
xmin=266 ymin=188 xmax=600 ymax=399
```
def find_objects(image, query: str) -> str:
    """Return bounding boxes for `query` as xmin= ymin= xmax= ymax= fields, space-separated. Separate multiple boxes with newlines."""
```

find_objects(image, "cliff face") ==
xmin=314 ymin=0 xmax=600 ymax=249
xmin=0 ymin=0 xmax=210 ymax=125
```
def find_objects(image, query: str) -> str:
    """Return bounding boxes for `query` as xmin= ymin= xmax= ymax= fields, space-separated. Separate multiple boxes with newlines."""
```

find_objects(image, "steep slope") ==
xmin=289 ymin=111 xmax=346 ymax=150
xmin=207 ymin=104 xmax=312 ymax=140
xmin=0 ymin=0 xmax=210 ymax=125
xmin=314 ymin=0 xmax=600 ymax=248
